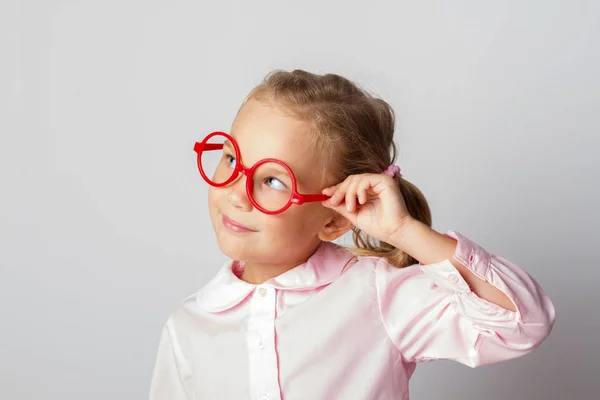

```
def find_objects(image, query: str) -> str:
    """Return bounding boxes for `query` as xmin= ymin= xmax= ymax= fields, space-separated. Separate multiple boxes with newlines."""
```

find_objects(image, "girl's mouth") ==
xmin=222 ymin=214 xmax=257 ymax=233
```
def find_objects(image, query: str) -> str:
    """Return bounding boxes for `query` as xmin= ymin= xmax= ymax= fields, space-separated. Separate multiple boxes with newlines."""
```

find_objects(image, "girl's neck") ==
xmin=239 ymin=258 xmax=309 ymax=284
xmin=237 ymin=243 xmax=323 ymax=284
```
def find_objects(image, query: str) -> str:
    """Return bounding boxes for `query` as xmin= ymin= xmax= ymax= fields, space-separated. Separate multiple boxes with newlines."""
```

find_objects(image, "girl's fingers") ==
xmin=323 ymin=185 xmax=338 ymax=204
xmin=323 ymin=174 xmax=383 ymax=209
xmin=345 ymin=178 xmax=360 ymax=212
xmin=329 ymin=177 xmax=351 ymax=206
xmin=348 ymin=177 xmax=374 ymax=210
xmin=327 ymin=186 xmax=342 ymax=206
xmin=357 ymin=179 xmax=371 ymax=204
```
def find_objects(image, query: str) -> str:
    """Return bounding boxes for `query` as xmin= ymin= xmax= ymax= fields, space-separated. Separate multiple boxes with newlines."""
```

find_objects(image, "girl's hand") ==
xmin=321 ymin=173 xmax=413 ymax=245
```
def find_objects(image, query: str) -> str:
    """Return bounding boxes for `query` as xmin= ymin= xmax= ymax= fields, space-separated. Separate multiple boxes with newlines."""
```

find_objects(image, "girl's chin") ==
xmin=215 ymin=236 xmax=259 ymax=261
xmin=216 ymin=238 xmax=290 ymax=267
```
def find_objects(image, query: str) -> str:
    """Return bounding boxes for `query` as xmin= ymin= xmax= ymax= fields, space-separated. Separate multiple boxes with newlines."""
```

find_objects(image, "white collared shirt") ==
xmin=149 ymin=231 xmax=555 ymax=400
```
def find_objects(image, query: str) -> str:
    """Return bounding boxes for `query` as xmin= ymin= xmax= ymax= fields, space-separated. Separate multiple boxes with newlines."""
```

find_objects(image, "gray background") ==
xmin=3 ymin=0 xmax=599 ymax=399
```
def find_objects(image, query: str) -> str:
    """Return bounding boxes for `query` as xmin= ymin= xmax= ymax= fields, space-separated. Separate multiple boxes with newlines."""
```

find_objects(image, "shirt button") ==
xmin=258 ymin=338 xmax=265 ymax=349
xmin=258 ymin=287 xmax=267 ymax=297
xmin=449 ymin=273 xmax=460 ymax=283
xmin=259 ymin=396 xmax=270 ymax=400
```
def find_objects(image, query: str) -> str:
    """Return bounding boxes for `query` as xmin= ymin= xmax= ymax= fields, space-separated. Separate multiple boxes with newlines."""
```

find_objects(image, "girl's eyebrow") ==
xmin=260 ymin=165 xmax=292 ymax=180
xmin=223 ymin=140 xmax=235 ymax=151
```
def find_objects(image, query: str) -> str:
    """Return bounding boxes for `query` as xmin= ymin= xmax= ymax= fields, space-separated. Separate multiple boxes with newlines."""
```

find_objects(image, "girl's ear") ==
xmin=318 ymin=211 xmax=354 ymax=242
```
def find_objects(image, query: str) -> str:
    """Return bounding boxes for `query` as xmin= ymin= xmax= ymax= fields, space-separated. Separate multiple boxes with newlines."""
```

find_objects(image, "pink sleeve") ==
xmin=375 ymin=230 xmax=555 ymax=367
xmin=149 ymin=322 xmax=191 ymax=400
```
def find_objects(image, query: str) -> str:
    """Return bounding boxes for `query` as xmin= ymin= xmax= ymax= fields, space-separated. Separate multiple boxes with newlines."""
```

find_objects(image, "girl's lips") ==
xmin=222 ymin=214 xmax=256 ymax=233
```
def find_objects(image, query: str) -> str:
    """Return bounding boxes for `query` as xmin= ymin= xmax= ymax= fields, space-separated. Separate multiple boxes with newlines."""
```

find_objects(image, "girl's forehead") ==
xmin=232 ymin=128 xmax=318 ymax=175
xmin=232 ymin=101 xmax=307 ymax=157
xmin=230 ymin=100 xmax=330 ymax=187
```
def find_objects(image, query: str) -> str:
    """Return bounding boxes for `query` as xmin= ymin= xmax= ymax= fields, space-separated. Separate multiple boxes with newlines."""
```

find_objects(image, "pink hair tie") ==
xmin=383 ymin=164 xmax=402 ymax=178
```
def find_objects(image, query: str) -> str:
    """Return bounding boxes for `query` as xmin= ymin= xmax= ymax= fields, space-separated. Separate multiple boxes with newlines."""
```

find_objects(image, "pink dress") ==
xmin=149 ymin=230 xmax=555 ymax=399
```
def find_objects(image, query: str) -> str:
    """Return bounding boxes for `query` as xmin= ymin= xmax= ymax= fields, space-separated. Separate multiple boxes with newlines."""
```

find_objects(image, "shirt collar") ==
xmin=197 ymin=241 xmax=357 ymax=313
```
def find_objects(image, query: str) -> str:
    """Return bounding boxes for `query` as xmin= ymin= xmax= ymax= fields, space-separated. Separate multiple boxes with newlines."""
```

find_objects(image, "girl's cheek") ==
xmin=207 ymin=186 xmax=220 ymax=201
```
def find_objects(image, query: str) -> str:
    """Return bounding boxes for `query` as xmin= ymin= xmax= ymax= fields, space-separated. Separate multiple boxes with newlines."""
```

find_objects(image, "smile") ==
xmin=222 ymin=214 xmax=256 ymax=233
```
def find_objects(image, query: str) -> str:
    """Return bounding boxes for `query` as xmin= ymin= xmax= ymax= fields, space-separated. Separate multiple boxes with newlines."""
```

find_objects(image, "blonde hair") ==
xmin=246 ymin=69 xmax=432 ymax=268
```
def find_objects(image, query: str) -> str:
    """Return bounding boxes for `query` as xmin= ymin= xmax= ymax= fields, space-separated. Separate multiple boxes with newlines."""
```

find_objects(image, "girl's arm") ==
xmin=375 ymin=226 xmax=555 ymax=367
xmin=389 ymin=218 xmax=517 ymax=311
xmin=324 ymin=172 xmax=555 ymax=366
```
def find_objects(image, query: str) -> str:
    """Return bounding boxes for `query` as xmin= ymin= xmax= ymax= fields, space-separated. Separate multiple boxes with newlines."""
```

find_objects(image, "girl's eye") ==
xmin=225 ymin=154 xmax=237 ymax=168
xmin=265 ymin=177 xmax=288 ymax=191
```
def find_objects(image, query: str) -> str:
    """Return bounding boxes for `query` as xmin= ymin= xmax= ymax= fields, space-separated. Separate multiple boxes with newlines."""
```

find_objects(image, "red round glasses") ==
xmin=193 ymin=131 xmax=330 ymax=215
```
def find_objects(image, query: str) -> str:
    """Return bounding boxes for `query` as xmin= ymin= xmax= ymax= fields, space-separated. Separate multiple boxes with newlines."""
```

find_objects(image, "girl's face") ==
xmin=207 ymin=99 xmax=350 ymax=268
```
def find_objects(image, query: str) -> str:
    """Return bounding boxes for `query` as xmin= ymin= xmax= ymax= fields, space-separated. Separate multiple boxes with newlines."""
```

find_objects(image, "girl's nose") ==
xmin=227 ymin=173 xmax=252 ymax=211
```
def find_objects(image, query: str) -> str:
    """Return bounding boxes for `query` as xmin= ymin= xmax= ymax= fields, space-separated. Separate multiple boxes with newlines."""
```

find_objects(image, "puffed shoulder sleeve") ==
xmin=375 ymin=230 xmax=555 ymax=367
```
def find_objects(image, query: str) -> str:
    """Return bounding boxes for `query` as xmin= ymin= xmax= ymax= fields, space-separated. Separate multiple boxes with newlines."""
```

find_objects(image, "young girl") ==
xmin=149 ymin=70 xmax=555 ymax=400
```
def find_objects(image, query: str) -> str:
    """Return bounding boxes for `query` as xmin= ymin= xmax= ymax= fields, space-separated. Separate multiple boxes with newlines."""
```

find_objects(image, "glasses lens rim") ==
xmin=199 ymin=133 xmax=238 ymax=186
xmin=249 ymin=160 xmax=296 ymax=212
